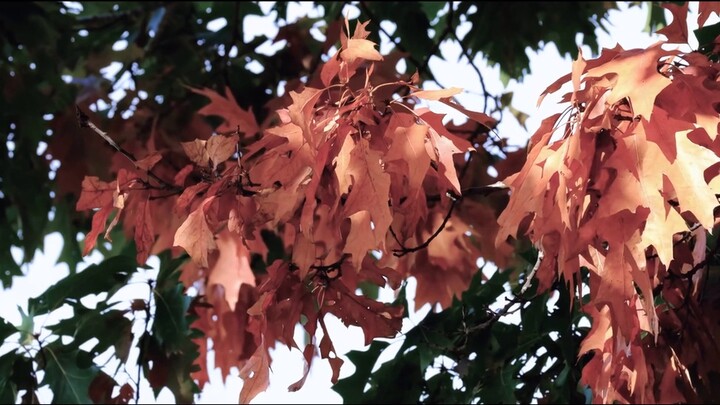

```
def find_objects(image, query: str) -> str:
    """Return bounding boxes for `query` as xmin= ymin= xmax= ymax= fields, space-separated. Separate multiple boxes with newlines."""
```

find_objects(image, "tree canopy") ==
xmin=3 ymin=1 xmax=720 ymax=404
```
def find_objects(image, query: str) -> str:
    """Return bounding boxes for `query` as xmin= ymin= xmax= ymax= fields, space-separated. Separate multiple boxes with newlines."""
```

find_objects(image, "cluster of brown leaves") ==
xmin=497 ymin=3 xmax=720 ymax=403
xmin=73 ymin=20 xmax=502 ymax=402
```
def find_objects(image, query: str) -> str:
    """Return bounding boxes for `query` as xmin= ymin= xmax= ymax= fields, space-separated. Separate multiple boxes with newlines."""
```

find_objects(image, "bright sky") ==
xmin=1 ymin=1 xmax=694 ymax=404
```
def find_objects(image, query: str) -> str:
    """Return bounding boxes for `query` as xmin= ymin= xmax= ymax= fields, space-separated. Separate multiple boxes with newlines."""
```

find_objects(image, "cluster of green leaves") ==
xmin=334 ymin=257 xmax=591 ymax=404
xmin=0 ymin=238 xmax=200 ymax=403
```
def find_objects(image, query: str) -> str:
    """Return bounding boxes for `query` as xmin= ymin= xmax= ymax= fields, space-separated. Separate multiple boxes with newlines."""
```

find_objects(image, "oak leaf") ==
xmin=657 ymin=3 xmax=689 ymax=44
xmin=192 ymin=87 xmax=259 ymax=136
xmin=412 ymin=87 xmax=462 ymax=101
xmin=341 ymin=139 xmax=392 ymax=252
xmin=173 ymin=196 xmax=217 ymax=267
xmin=207 ymin=230 xmax=255 ymax=309
xmin=420 ymin=111 xmax=474 ymax=193
xmin=206 ymin=134 xmax=239 ymax=168
xmin=238 ymin=345 xmax=270 ymax=404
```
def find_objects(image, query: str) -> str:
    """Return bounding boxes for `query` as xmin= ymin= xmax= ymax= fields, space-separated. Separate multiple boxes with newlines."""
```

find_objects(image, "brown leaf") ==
xmin=206 ymin=134 xmax=239 ymax=168
xmin=238 ymin=345 xmax=270 ymax=404
xmin=420 ymin=111 xmax=474 ymax=193
xmin=134 ymin=196 xmax=155 ymax=264
xmin=342 ymin=139 xmax=392 ymax=251
xmin=192 ymin=86 xmax=259 ymax=136
xmin=181 ymin=139 xmax=209 ymax=167
xmin=323 ymin=272 xmax=403 ymax=345
xmin=698 ymin=2 xmax=720 ymax=26
xmin=76 ymin=176 xmax=115 ymax=210
xmin=657 ymin=3 xmax=689 ymax=44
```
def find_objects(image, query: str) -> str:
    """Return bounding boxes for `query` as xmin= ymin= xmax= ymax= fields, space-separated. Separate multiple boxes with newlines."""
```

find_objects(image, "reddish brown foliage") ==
xmin=71 ymin=8 xmax=720 ymax=403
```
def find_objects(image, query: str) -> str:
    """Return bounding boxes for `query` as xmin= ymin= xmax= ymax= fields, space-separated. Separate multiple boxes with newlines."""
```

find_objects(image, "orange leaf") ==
xmin=663 ymin=128 xmax=720 ymax=229
xmin=412 ymin=87 xmax=462 ymax=101
xmin=578 ymin=304 xmax=612 ymax=355
xmin=173 ymin=196 xmax=217 ymax=267
xmin=76 ymin=176 xmax=115 ymax=210
xmin=385 ymin=113 xmax=431 ymax=196
xmin=584 ymin=43 xmax=675 ymax=120
xmin=571 ymin=48 xmax=587 ymax=102
xmin=207 ymin=230 xmax=255 ymax=309
xmin=341 ymin=38 xmax=383 ymax=63
xmin=344 ymin=211 xmax=375 ymax=269
xmin=206 ymin=133 xmax=239 ymax=168
xmin=82 ymin=205 xmax=113 ymax=256
xmin=420 ymin=111 xmax=474 ymax=193
xmin=287 ymin=88 xmax=323 ymax=146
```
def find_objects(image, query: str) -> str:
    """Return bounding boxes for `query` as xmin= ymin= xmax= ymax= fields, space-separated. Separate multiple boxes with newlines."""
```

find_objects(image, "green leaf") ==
xmin=0 ymin=353 xmax=19 ymax=404
xmin=42 ymin=345 xmax=98 ymax=404
xmin=0 ymin=204 xmax=22 ymax=288
xmin=332 ymin=340 xmax=389 ymax=401
xmin=153 ymin=252 xmax=192 ymax=354
xmin=29 ymin=255 xmax=138 ymax=315
xmin=419 ymin=1 xmax=446 ymax=23
xmin=357 ymin=280 xmax=380 ymax=300
xmin=1 ymin=353 xmax=38 ymax=404
xmin=154 ymin=281 xmax=193 ymax=354
xmin=0 ymin=316 xmax=17 ymax=342
xmin=49 ymin=307 xmax=134 ymax=362
xmin=138 ymin=252 xmax=199 ymax=403
xmin=695 ymin=21 xmax=720 ymax=56
xmin=46 ymin=197 xmax=84 ymax=273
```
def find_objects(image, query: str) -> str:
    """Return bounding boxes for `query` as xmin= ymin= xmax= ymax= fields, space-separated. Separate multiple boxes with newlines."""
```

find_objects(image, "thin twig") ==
xmin=310 ymin=253 xmax=350 ymax=272
xmin=451 ymin=31 xmax=492 ymax=114
xmin=137 ymin=279 xmax=154 ymax=405
xmin=520 ymin=250 xmax=543 ymax=296
xmin=76 ymin=106 xmax=180 ymax=191
xmin=393 ymin=196 xmax=457 ymax=257
xmin=465 ymin=295 xmax=525 ymax=334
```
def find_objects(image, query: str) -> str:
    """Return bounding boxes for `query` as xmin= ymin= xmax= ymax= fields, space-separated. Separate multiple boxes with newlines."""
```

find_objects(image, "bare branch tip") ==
xmin=75 ymin=105 xmax=89 ymax=128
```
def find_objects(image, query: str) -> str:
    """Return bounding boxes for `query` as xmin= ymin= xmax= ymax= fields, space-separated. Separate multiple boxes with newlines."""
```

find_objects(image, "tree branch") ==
xmin=76 ymin=106 xmax=180 ymax=191
xmin=451 ymin=31 xmax=493 ymax=114
xmin=393 ymin=196 xmax=457 ymax=257
xmin=417 ymin=2 xmax=455 ymax=76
